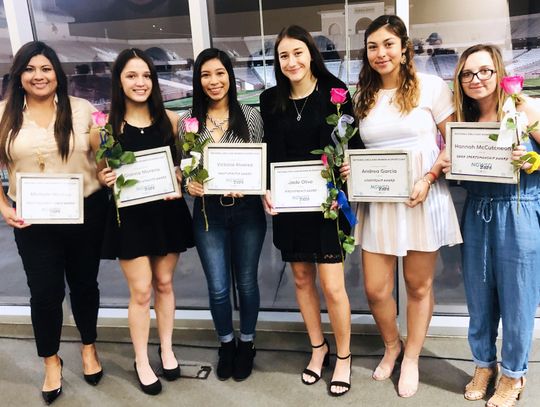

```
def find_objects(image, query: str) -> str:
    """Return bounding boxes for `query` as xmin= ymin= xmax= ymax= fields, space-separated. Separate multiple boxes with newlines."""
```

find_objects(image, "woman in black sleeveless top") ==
xmin=91 ymin=48 xmax=193 ymax=396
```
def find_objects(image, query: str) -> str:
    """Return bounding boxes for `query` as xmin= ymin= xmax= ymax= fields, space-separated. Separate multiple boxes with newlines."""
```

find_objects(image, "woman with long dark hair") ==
xmin=260 ymin=25 xmax=361 ymax=397
xmin=0 ymin=41 xmax=107 ymax=404
xmin=353 ymin=15 xmax=461 ymax=397
xmin=181 ymin=48 xmax=266 ymax=381
xmin=93 ymin=48 xmax=193 ymax=395
xmin=449 ymin=44 xmax=540 ymax=406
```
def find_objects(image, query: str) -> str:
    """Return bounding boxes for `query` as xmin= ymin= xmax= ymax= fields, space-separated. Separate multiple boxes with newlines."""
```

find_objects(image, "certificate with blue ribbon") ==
xmin=271 ymin=160 xmax=327 ymax=212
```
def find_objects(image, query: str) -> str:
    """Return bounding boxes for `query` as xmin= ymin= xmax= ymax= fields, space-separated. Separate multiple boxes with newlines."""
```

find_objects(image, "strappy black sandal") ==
xmin=329 ymin=353 xmax=351 ymax=397
xmin=301 ymin=338 xmax=330 ymax=385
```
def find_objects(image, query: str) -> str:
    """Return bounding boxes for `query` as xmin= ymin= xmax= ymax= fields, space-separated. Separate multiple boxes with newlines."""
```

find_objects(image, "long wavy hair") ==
xmin=453 ymin=44 xmax=506 ymax=122
xmin=191 ymin=48 xmax=249 ymax=141
xmin=109 ymin=48 xmax=172 ymax=143
xmin=0 ymin=41 xmax=72 ymax=164
xmin=353 ymin=15 xmax=419 ymax=119
xmin=272 ymin=25 xmax=333 ymax=113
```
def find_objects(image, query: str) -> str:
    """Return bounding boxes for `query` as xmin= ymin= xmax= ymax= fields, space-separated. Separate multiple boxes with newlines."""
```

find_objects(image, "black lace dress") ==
xmin=260 ymin=75 xmax=363 ymax=263
xmin=101 ymin=122 xmax=194 ymax=260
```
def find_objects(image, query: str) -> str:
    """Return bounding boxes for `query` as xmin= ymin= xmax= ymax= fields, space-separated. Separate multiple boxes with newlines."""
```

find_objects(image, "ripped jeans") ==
xmin=461 ymin=192 xmax=540 ymax=378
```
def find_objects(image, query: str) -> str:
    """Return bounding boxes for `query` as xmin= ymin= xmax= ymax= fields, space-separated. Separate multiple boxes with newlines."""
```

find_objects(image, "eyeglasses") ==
xmin=459 ymin=69 xmax=496 ymax=83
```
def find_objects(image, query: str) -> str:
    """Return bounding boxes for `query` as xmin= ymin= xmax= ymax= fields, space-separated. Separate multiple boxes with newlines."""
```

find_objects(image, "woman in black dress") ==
xmin=260 ymin=25 xmax=361 ymax=397
xmin=92 ymin=48 xmax=193 ymax=395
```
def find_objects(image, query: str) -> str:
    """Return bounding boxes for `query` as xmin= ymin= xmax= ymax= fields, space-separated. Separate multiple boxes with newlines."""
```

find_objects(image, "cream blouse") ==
xmin=2 ymin=96 xmax=100 ymax=200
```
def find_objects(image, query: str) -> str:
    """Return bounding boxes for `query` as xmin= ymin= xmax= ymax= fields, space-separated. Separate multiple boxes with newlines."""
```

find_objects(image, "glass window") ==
xmin=0 ymin=1 xmax=27 ymax=306
xmin=256 ymin=1 xmax=393 ymax=313
xmin=409 ymin=0 xmax=540 ymax=314
xmin=28 ymin=0 xmax=193 ymax=112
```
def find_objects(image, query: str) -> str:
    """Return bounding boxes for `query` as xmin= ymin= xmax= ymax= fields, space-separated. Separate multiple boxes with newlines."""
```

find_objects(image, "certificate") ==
xmin=346 ymin=149 xmax=412 ymax=202
xmin=16 ymin=173 xmax=83 ymax=224
xmin=271 ymin=160 xmax=327 ymax=212
xmin=203 ymin=143 xmax=266 ymax=195
xmin=115 ymin=146 xmax=179 ymax=208
xmin=446 ymin=122 xmax=517 ymax=184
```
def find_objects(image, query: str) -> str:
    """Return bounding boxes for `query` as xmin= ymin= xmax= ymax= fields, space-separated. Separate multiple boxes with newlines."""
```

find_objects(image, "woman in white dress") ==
xmin=353 ymin=15 xmax=462 ymax=398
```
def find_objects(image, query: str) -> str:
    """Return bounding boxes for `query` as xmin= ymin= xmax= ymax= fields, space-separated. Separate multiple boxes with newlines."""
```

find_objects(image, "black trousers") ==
xmin=14 ymin=188 xmax=107 ymax=357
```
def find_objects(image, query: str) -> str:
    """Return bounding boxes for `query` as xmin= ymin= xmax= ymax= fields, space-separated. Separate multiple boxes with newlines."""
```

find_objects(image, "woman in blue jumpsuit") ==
xmin=449 ymin=44 xmax=540 ymax=407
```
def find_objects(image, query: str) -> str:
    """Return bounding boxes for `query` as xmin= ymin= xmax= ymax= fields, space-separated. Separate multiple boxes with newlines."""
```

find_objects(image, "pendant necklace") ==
xmin=292 ymin=95 xmax=309 ymax=121
xmin=36 ymin=149 xmax=45 ymax=172
xmin=207 ymin=114 xmax=229 ymax=133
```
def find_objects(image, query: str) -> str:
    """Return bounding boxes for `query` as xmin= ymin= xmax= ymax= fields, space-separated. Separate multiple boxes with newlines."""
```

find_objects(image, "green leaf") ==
xmin=116 ymin=174 xmax=125 ymax=187
xmin=335 ymin=157 xmax=343 ymax=167
xmin=95 ymin=148 xmax=105 ymax=162
xmin=311 ymin=149 xmax=325 ymax=155
xmin=123 ymin=179 xmax=138 ymax=188
xmin=526 ymin=120 xmax=539 ymax=133
xmin=328 ymin=210 xmax=338 ymax=220
xmin=327 ymin=154 xmax=335 ymax=167
xmin=330 ymin=188 xmax=339 ymax=199
xmin=321 ymin=169 xmax=330 ymax=179
xmin=110 ymin=143 xmax=123 ymax=159
xmin=120 ymin=151 xmax=136 ymax=164
xmin=108 ymin=158 xmax=121 ymax=169
xmin=324 ymin=145 xmax=335 ymax=155
xmin=182 ymin=142 xmax=191 ymax=152
xmin=185 ymin=133 xmax=195 ymax=143
xmin=342 ymin=242 xmax=355 ymax=254
xmin=488 ymin=134 xmax=499 ymax=142
xmin=326 ymin=114 xmax=339 ymax=126
xmin=104 ymin=135 xmax=115 ymax=148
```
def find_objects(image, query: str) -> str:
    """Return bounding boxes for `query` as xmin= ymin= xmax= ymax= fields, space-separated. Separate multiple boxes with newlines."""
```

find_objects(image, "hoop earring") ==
xmin=400 ymin=54 xmax=406 ymax=65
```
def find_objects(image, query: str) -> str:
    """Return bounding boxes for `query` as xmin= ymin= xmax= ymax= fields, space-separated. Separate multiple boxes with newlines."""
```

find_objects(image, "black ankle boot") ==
xmin=233 ymin=340 xmax=256 ymax=381
xmin=217 ymin=340 xmax=236 ymax=380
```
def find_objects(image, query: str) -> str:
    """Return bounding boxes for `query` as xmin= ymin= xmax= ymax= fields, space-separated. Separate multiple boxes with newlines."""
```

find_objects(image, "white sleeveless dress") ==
xmin=355 ymin=73 xmax=462 ymax=256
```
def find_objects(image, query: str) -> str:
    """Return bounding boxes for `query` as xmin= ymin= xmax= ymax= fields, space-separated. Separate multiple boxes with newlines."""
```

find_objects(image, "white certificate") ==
xmin=446 ymin=122 xmax=517 ymax=184
xmin=346 ymin=149 xmax=412 ymax=202
xmin=271 ymin=160 xmax=327 ymax=212
xmin=115 ymin=146 xmax=179 ymax=208
xmin=203 ymin=143 xmax=266 ymax=195
xmin=16 ymin=173 xmax=84 ymax=224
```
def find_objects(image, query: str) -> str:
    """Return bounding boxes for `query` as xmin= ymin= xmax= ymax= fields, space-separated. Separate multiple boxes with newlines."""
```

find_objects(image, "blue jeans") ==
xmin=193 ymin=195 xmax=266 ymax=342
xmin=462 ymin=190 xmax=540 ymax=379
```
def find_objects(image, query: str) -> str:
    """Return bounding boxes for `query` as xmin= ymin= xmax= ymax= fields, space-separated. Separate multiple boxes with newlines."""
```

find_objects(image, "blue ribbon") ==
xmin=326 ymin=182 xmax=358 ymax=227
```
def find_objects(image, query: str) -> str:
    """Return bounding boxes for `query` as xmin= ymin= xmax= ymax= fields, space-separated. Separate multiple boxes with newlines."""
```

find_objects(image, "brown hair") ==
xmin=453 ymin=44 xmax=506 ymax=122
xmin=0 ymin=41 xmax=72 ymax=164
xmin=353 ymin=15 xmax=419 ymax=119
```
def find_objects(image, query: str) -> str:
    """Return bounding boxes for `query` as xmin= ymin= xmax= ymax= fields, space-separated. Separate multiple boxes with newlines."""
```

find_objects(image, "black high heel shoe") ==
xmin=158 ymin=345 xmax=181 ymax=381
xmin=84 ymin=369 xmax=103 ymax=386
xmin=301 ymin=338 xmax=330 ymax=385
xmin=134 ymin=361 xmax=162 ymax=395
xmin=82 ymin=345 xmax=103 ymax=386
xmin=42 ymin=357 xmax=63 ymax=405
xmin=329 ymin=353 xmax=352 ymax=397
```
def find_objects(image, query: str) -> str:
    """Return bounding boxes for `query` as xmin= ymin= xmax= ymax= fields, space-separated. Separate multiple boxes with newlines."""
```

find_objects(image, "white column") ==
xmin=395 ymin=0 xmax=409 ymax=32
xmin=188 ymin=0 xmax=211 ymax=59
xmin=3 ymin=0 xmax=35 ymax=55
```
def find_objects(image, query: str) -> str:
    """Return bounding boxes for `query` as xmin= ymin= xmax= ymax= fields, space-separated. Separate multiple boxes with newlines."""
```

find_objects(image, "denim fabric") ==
xmin=193 ymin=195 xmax=266 ymax=342
xmin=462 ymin=138 xmax=540 ymax=378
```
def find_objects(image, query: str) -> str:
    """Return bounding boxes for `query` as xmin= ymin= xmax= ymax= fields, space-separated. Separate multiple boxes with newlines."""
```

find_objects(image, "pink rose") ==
xmin=500 ymin=76 xmax=524 ymax=95
xmin=184 ymin=117 xmax=199 ymax=133
xmin=330 ymin=88 xmax=348 ymax=105
xmin=321 ymin=154 xmax=328 ymax=167
xmin=92 ymin=111 xmax=108 ymax=127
